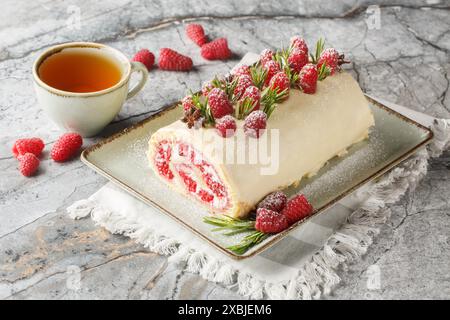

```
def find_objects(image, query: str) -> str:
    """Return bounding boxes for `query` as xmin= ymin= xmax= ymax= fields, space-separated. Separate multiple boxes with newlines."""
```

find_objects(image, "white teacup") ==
xmin=33 ymin=42 xmax=148 ymax=137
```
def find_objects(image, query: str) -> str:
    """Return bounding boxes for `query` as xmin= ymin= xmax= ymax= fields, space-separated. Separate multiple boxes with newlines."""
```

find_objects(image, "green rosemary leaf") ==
xmin=203 ymin=215 xmax=255 ymax=230
xmin=273 ymin=46 xmax=291 ymax=70
xmin=249 ymin=64 xmax=267 ymax=90
xmin=226 ymin=231 xmax=268 ymax=255
xmin=260 ymin=87 xmax=289 ymax=119
xmin=226 ymin=76 xmax=239 ymax=101
xmin=235 ymin=97 xmax=257 ymax=120
xmin=318 ymin=63 xmax=331 ymax=81
xmin=312 ymin=38 xmax=325 ymax=64
xmin=204 ymin=215 xmax=270 ymax=255
xmin=188 ymin=94 xmax=215 ymax=127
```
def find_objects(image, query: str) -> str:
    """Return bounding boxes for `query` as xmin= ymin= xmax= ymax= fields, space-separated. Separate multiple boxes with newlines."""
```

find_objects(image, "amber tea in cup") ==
xmin=33 ymin=42 xmax=148 ymax=137
xmin=38 ymin=48 xmax=122 ymax=93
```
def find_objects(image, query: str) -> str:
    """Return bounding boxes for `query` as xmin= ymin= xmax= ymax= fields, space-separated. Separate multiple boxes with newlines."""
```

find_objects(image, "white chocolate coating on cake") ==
xmin=148 ymin=72 xmax=374 ymax=218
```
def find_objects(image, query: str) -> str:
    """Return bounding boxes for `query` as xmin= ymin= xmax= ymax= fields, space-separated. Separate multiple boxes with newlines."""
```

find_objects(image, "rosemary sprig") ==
xmin=203 ymin=215 xmax=255 ymax=235
xmin=284 ymin=64 xmax=299 ymax=87
xmin=261 ymin=87 xmax=289 ymax=118
xmin=273 ymin=46 xmax=301 ymax=87
xmin=249 ymin=63 xmax=268 ymax=90
xmin=318 ymin=63 xmax=331 ymax=81
xmin=211 ymin=76 xmax=238 ymax=101
xmin=273 ymin=46 xmax=291 ymax=70
xmin=203 ymin=215 xmax=268 ymax=254
xmin=191 ymin=92 xmax=215 ymax=126
xmin=310 ymin=38 xmax=325 ymax=64
xmin=227 ymin=231 xmax=268 ymax=255
xmin=235 ymin=97 xmax=257 ymax=120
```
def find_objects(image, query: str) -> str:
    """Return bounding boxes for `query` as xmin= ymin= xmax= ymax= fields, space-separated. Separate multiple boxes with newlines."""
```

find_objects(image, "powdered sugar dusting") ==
xmin=257 ymin=191 xmax=287 ymax=212
xmin=297 ymin=128 xmax=388 ymax=207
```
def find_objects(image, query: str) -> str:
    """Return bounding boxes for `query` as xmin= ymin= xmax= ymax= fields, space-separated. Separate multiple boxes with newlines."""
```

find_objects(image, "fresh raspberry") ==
xmin=215 ymin=115 xmax=237 ymax=138
xmin=288 ymin=47 xmax=308 ymax=73
xmin=50 ymin=132 xmax=83 ymax=162
xmin=131 ymin=49 xmax=155 ymax=71
xmin=244 ymin=110 xmax=267 ymax=138
xmin=241 ymin=85 xmax=261 ymax=111
xmin=12 ymin=138 xmax=44 ymax=158
xmin=231 ymin=65 xmax=251 ymax=78
xmin=181 ymin=95 xmax=195 ymax=112
xmin=233 ymin=75 xmax=254 ymax=99
xmin=208 ymin=88 xmax=233 ymax=119
xmin=263 ymin=60 xmax=280 ymax=85
xmin=159 ymin=48 xmax=193 ymax=71
xmin=18 ymin=153 xmax=40 ymax=177
xmin=257 ymin=191 xmax=287 ymax=213
xmin=260 ymin=49 xmax=274 ymax=65
xmin=298 ymin=63 xmax=318 ymax=94
xmin=318 ymin=48 xmax=340 ymax=75
xmin=201 ymin=82 xmax=214 ymax=96
xmin=200 ymin=38 xmax=232 ymax=60
xmin=185 ymin=23 xmax=207 ymax=47
xmin=255 ymin=208 xmax=289 ymax=233
xmin=269 ymin=71 xmax=290 ymax=94
xmin=290 ymin=36 xmax=308 ymax=55
xmin=281 ymin=194 xmax=314 ymax=225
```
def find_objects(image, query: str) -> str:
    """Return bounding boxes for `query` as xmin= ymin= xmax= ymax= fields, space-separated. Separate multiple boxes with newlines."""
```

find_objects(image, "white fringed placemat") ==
xmin=67 ymin=53 xmax=450 ymax=299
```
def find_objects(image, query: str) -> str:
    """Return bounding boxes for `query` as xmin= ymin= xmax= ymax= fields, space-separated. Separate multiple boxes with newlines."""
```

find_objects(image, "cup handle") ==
xmin=126 ymin=61 xmax=148 ymax=100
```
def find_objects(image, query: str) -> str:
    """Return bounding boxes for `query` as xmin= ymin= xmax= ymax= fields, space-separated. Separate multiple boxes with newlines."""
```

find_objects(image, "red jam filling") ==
xmin=153 ymin=141 xmax=230 ymax=210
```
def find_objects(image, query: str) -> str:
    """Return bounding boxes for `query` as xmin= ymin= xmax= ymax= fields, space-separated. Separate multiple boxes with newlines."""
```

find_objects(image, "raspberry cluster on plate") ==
xmin=204 ymin=191 xmax=314 ymax=254
xmin=180 ymin=36 xmax=348 ymax=139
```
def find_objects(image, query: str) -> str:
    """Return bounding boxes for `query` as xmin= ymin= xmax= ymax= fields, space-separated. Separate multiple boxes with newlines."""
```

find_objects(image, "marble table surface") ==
xmin=0 ymin=0 xmax=449 ymax=300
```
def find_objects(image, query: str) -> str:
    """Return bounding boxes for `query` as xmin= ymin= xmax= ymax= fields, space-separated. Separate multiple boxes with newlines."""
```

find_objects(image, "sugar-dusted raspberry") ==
xmin=288 ymin=47 xmax=308 ymax=74
xmin=257 ymin=191 xmax=287 ymax=213
xmin=318 ymin=48 xmax=340 ymax=75
xmin=260 ymin=49 xmax=274 ymax=65
xmin=201 ymin=82 xmax=214 ymax=96
xmin=290 ymin=36 xmax=308 ymax=55
xmin=241 ymin=85 xmax=261 ymax=111
xmin=255 ymin=208 xmax=289 ymax=233
xmin=263 ymin=60 xmax=280 ymax=85
xmin=208 ymin=88 xmax=233 ymax=119
xmin=298 ymin=63 xmax=318 ymax=94
xmin=231 ymin=65 xmax=251 ymax=78
xmin=181 ymin=95 xmax=195 ymax=112
xmin=281 ymin=194 xmax=314 ymax=225
xmin=215 ymin=115 xmax=237 ymax=138
xmin=233 ymin=75 xmax=254 ymax=99
xmin=244 ymin=110 xmax=267 ymax=139
xmin=269 ymin=71 xmax=290 ymax=94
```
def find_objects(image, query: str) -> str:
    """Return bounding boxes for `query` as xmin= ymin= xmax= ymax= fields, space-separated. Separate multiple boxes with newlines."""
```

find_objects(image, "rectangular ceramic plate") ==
xmin=81 ymin=96 xmax=433 ymax=259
